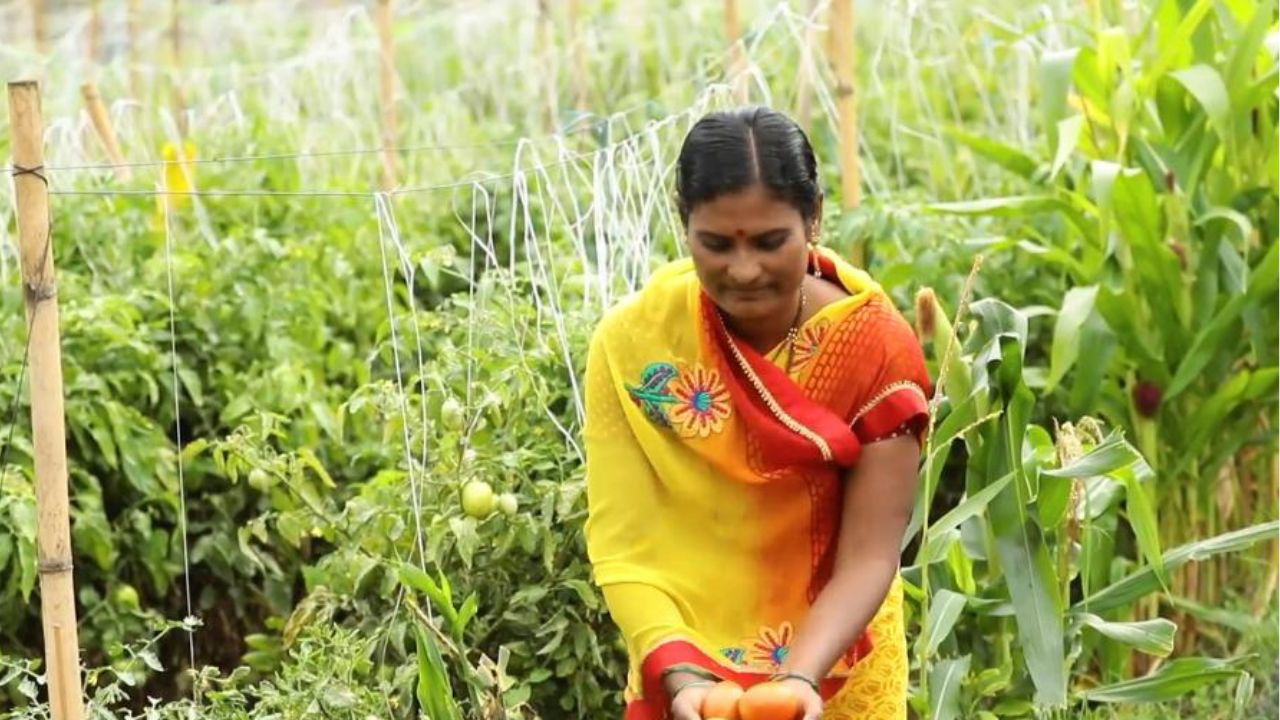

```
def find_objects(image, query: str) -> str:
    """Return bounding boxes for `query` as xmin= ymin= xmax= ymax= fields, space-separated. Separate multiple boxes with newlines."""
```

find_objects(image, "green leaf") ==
xmin=989 ymin=389 xmax=1066 ymax=706
xmin=1040 ymin=48 xmax=1080 ymax=153
xmin=179 ymin=437 xmax=209 ymax=463
xmin=1046 ymin=286 xmax=1098 ymax=391
xmin=918 ymin=590 xmax=968 ymax=658
xmin=991 ymin=697 xmax=1034 ymax=716
xmin=564 ymin=579 xmax=599 ymax=611
xmin=945 ymin=127 xmax=1039 ymax=179
xmin=298 ymin=449 xmax=336 ymax=488
xmin=1171 ymin=65 xmax=1231 ymax=140
xmin=1168 ymin=240 xmax=1279 ymax=398
xmin=455 ymin=593 xmax=479 ymax=638
xmin=323 ymin=686 xmax=358 ymax=710
xmin=1077 ymin=613 xmax=1176 ymax=656
xmin=398 ymin=564 xmax=459 ymax=628
xmin=1116 ymin=464 xmax=1166 ymax=586
xmin=1166 ymin=594 xmax=1265 ymax=635
xmin=1224 ymin=0 xmax=1276 ymax=107
xmin=1143 ymin=0 xmax=1215 ymax=87
xmin=973 ymin=665 xmax=1012 ymax=699
xmin=1079 ymin=656 xmax=1247 ymax=703
xmin=1184 ymin=369 xmax=1277 ymax=468
xmin=928 ymin=655 xmax=971 ymax=720
xmin=176 ymin=367 xmax=204 ymax=408
xmin=1112 ymin=167 xmax=1190 ymax=341
xmin=918 ymin=529 xmax=961 ymax=566
xmin=138 ymin=649 xmax=164 ymax=672
xmin=925 ymin=472 xmax=1013 ymax=544
xmin=413 ymin=623 xmax=461 ymax=720
xmin=220 ymin=394 xmax=254 ymax=424
xmin=1042 ymin=432 xmax=1141 ymax=478
xmin=449 ymin=516 xmax=480 ymax=569
xmin=1233 ymin=672 xmax=1256 ymax=716
xmin=1049 ymin=115 xmax=1084 ymax=179
xmin=1079 ymin=521 xmax=1280 ymax=612
xmin=1067 ymin=311 xmax=1116 ymax=415
xmin=1195 ymin=207 xmax=1253 ymax=247
xmin=926 ymin=196 xmax=1089 ymax=235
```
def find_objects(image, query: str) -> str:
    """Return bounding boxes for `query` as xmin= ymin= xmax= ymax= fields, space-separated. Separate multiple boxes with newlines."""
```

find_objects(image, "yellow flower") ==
xmin=667 ymin=365 xmax=731 ymax=438
xmin=155 ymin=140 xmax=198 ymax=221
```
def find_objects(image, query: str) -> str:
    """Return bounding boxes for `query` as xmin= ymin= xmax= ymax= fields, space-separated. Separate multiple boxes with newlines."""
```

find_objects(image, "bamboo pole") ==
xmin=88 ymin=0 xmax=102 ymax=65
xmin=30 ymin=0 xmax=47 ymax=54
xmin=724 ymin=0 xmax=748 ymax=103
xmin=376 ymin=0 xmax=397 ymax=189
xmin=32 ymin=4 xmax=47 ymax=60
xmin=568 ymin=0 xmax=589 ymax=111
xmin=81 ymin=83 xmax=131 ymax=182
xmin=127 ymin=0 xmax=142 ymax=99
xmin=170 ymin=0 xmax=188 ymax=137
xmin=793 ymin=0 xmax=820 ymax=134
xmin=8 ymin=80 xmax=86 ymax=720
xmin=536 ymin=0 xmax=560 ymax=131
xmin=829 ymin=0 xmax=863 ymax=263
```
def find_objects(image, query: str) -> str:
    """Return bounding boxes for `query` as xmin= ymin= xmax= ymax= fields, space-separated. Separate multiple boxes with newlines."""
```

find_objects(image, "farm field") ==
xmin=0 ymin=1 xmax=1276 ymax=718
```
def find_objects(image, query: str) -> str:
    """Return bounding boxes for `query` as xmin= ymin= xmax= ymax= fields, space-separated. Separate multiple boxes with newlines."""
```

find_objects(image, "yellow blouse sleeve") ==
xmin=583 ymin=326 xmax=692 ymax=663
xmin=600 ymin=582 xmax=689 ymax=664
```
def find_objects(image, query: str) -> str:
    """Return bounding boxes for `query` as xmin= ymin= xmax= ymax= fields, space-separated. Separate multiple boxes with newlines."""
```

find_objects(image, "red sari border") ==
xmin=701 ymin=293 xmax=863 ymax=471
xmin=853 ymin=381 xmax=930 ymax=443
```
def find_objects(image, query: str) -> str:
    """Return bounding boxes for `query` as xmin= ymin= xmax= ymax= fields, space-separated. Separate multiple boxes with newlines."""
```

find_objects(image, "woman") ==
xmin=583 ymin=107 xmax=930 ymax=720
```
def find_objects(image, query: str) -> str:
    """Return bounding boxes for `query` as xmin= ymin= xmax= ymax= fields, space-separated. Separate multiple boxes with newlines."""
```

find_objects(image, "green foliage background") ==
xmin=0 ymin=0 xmax=1275 ymax=718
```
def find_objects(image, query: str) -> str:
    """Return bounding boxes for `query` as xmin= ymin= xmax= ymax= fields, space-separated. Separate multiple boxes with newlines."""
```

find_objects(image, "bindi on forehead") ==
xmin=734 ymin=229 xmax=747 ymax=238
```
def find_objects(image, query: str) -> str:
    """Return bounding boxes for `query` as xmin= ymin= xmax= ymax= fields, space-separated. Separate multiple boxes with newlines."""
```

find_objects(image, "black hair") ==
xmin=674 ymin=106 xmax=821 ymax=226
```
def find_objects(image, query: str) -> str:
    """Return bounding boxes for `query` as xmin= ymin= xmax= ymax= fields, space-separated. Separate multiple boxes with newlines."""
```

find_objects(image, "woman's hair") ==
xmin=674 ymin=106 xmax=821 ymax=226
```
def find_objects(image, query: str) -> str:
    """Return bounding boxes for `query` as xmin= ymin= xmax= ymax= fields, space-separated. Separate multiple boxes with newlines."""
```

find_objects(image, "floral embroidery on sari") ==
xmin=788 ymin=317 xmax=831 ymax=372
xmin=626 ymin=362 xmax=731 ymax=437
xmin=668 ymin=365 xmax=732 ymax=437
xmin=747 ymin=622 xmax=795 ymax=669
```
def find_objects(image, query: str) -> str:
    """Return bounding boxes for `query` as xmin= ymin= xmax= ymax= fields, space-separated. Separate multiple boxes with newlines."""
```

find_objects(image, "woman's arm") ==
xmin=586 ymin=326 xmax=710 ymax=717
xmin=780 ymin=434 xmax=921 ymax=683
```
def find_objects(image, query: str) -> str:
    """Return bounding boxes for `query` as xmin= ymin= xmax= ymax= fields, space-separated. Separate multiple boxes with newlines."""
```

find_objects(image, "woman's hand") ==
xmin=779 ymin=677 xmax=823 ymax=720
xmin=667 ymin=680 xmax=714 ymax=720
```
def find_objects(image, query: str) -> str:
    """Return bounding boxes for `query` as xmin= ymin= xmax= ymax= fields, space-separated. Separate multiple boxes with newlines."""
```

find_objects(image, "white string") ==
xmin=372 ymin=192 xmax=430 ymax=572
xmin=371 ymin=193 xmax=437 ymax=525
xmin=160 ymin=188 xmax=199 ymax=701
xmin=10 ymin=0 xmax=804 ymax=181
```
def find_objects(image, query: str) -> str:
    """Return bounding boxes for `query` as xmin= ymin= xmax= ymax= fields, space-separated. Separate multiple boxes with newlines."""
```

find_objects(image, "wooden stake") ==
xmin=8 ymin=80 xmax=86 ymax=720
xmin=568 ymin=0 xmax=589 ymax=111
xmin=30 ymin=0 xmax=47 ymax=54
xmin=536 ymin=0 xmax=560 ymax=131
xmin=81 ymin=83 xmax=131 ymax=182
xmin=170 ymin=0 xmax=188 ymax=137
xmin=829 ymin=0 xmax=863 ymax=262
xmin=376 ymin=0 xmax=397 ymax=189
xmin=723 ymin=0 xmax=748 ymax=103
xmin=793 ymin=0 xmax=820 ymax=134
xmin=88 ymin=0 xmax=102 ymax=66
xmin=127 ymin=0 xmax=142 ymax=99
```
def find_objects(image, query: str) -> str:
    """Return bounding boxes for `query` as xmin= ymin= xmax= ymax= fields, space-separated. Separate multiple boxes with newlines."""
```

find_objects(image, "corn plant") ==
xmin=907 ymin=292 xmax=1276 ymax=718
xmin=930 ymin=0 xmax=1279 ymax=625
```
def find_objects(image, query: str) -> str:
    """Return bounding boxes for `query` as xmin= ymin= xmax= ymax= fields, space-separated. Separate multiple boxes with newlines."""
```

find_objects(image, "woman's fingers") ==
xmin=670 ymin=685 xmax=710 ymax=720
xmin=801 ymin=686 xmax=824 ymax=720
xmin=670 ymin=705 xmax=701 ymax=720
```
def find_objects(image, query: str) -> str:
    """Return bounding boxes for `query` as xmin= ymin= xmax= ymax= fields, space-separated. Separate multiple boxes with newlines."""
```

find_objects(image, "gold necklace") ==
xmin=771 ymin=284 xmax=808 ymax=374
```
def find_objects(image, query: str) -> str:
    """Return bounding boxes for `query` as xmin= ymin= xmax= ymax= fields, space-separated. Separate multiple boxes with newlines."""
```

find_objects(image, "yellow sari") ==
xmin=584 ymin=248 xmax=929 ymax=719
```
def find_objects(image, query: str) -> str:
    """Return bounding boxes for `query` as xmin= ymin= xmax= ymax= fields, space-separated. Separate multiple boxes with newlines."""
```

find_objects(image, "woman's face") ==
xmin=686 ymin=184 xmax=811 ymax=324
